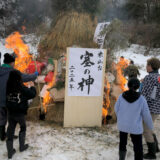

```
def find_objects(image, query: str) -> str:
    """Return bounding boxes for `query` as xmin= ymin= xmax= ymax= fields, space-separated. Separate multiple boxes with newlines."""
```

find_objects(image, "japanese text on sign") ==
xmin=68 ymin=48 xmax=104 ymax=96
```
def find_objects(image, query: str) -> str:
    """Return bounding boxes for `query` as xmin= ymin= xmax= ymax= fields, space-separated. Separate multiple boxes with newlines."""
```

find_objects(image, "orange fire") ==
xmin=5 ymin=31 xmax=56 ymax=113
xmin=116 ymin=57 xmax=129 ymax=91
xmin=42 ymin=73 xmax=56 ymax=113
xmin=5 ymin=32 xmax=32 ymax=72
xmin=105 ymin=80 xmax=110 ymax=108
xmin=102 ymin=76 xmax=111 ymax=124
xmin=102 ymin=107 xmax=108 ymax=120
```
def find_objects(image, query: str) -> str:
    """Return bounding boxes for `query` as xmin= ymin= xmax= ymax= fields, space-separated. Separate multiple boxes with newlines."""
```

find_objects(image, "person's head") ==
xmin=3 ymin=53 xmax=15 ymax=67
xmin=130 ymin=60 xmax=134 ymax=65
xmin=120 ymin=56 xmax=124 ymax=60
xmin=146 ymin=58 xmax=160 ymax=73
xmin=6 ymin=70 xmax=22 ymax=94
xmin=128 ymin=78 xmax=140 ymax=91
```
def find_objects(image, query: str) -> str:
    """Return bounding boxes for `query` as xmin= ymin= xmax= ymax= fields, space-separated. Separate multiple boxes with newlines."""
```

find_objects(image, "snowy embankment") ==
xmin=115 ymin=44 xmax=160 ymax=79
xmin=0 ymin=36 xmax=160 ymax=160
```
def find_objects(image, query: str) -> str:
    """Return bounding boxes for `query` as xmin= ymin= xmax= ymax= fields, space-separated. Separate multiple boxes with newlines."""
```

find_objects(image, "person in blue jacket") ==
xmin=115 ymin=78 xmax=153 ymax=160
xmin=0 ymin=53 xmax=38 ymax=141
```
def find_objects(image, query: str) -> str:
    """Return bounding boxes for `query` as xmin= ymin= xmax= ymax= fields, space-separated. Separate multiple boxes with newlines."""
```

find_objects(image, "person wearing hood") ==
xmin=141 ymin=58 xmax=160 ymax=159
xmin=0 ymin=53 xmax=38 ymax=141
xmin=115 ymin=78 xmax=153 ymax=160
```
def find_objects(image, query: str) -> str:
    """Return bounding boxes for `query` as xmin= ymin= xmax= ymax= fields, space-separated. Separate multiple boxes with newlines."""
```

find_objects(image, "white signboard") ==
xmin=68 ymin=48 xmax=105 ymax=96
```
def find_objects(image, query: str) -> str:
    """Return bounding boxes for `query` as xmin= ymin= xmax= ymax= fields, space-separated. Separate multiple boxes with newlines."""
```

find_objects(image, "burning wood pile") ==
xmin=5 ymin=31 xmax=66 ymax=120
xmin=102 ymin=56 xmax=129 ymax=124
xmin=4 ymin=31 xmax=131 ymax=125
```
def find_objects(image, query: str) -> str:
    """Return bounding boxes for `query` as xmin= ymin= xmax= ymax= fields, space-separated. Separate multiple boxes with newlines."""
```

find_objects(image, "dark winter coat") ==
xmin=141 ymin=71 xmax=160 ymax=114
xmin=6 ymin=86 xmax=36 ymax=116
xmin=123 ymin=64 xmax=140 ymax=79
xmin=0 ymin=65 xmax=37 ymax=108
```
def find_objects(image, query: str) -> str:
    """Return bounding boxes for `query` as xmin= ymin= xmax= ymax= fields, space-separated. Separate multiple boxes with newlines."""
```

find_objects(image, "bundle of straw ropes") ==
xmin=38 ymin=11 xmax=98 ymax=59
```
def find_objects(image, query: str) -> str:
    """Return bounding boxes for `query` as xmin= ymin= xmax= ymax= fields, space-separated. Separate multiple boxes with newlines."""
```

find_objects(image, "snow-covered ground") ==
xmin=0 ymin=36 xmax=160 ymax=160
xmin=0 ymin=118 xmax=160 ymax=160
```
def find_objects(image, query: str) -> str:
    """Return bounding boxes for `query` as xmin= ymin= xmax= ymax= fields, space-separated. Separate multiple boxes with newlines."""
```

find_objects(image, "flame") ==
xmin=116 ymin=57 xmax=129 ymax=91
xmin=105 ymin=80 xmax=110 ymax=108
xmin=42 ymin=60 xmax=57 ymax=112
xmin=5 ymin=32 xmax=56 ymax=113
xmin=102 ymin=76 xmax=111 ymax=124
xmin=42 ymin=73 xmax=56 ymax=113
xmin=102 ymin=107 xmax=108 ymax=119
xmin=5 ymin=32 xmax=32 ymax=72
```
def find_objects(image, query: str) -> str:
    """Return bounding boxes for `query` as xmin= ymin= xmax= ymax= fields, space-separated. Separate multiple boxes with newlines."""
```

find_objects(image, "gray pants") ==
xmin=143 ymin=114 xmax=159 ymax=143
xmin=0 ymin=107 xmax=7 ymax=126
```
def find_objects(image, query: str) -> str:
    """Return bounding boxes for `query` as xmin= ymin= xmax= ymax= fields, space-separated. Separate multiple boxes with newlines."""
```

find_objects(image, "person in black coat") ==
xmin=141 ymin=57 xmax=160 ymax=159
xmin=6 ymin=70 xmax=36 ymax=159
xmin=0 ymin=53 xmax=38 ymax=141
xmin=0 ymin=52 xmax=1 ymax=66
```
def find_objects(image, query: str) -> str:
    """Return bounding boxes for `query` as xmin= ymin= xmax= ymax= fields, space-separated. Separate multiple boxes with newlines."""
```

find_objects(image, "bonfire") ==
xmin=5 ymin=31 xmax=56 ymax=117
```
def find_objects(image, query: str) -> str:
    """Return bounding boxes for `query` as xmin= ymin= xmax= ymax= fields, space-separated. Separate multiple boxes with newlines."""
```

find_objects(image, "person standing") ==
xmin=141 ymin=57 xmax=160 ymax=159
xmin=6 ymin=70 xmax=36 ymax=159
xmin=123 ymin=60 xmax=140 ymax=80
xmin=0 ymin=52 xmax=1 ymax=66
xmin=115 ymin=78 xmax=153 ymax=160
xmin=0 ymin=53 xmax=38 ymax=141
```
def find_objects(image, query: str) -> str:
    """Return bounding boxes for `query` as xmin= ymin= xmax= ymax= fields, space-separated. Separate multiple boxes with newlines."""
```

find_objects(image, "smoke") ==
xmin=98 ymin=0 xmax=129 ymax=22
xmin=13 ymin=0 xmax=55 ymax=32
xmin=119 ymin=0 xmax=127 ymax=5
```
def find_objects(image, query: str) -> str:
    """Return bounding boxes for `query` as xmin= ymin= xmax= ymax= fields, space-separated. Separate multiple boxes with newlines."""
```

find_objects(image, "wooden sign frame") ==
xmin=64 ymin=48 xmax=107 ymax=127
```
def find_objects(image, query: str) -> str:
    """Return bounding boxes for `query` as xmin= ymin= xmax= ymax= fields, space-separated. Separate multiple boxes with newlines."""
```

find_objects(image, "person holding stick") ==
xmin=0 ymin=53 xmax=38 ymax=141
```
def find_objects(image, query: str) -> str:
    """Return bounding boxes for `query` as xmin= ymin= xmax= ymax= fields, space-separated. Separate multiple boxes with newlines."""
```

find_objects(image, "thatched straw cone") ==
xmin=38 ymin=12 xmax=98 ymax=59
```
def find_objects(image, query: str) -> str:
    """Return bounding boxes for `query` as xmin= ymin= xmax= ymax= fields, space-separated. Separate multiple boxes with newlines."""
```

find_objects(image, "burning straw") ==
xmin=5 ymin=32 xmax=56 ymax=120
xmin=5 ymin=32 xmax=32 ymax=72
xmin=116 ymin=57 xmax=129 ymax=91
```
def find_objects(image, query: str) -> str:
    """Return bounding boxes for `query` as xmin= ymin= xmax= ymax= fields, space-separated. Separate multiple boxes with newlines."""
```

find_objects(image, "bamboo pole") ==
xmin=33 ymin=55 xmax=45 ymax=114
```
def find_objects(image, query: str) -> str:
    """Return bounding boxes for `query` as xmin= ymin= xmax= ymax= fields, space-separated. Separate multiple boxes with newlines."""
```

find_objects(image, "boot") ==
xmin=119 ymin=151 xmax=126 ymax=160
xmin=153 ymin=134 xmax=159 ymax=153
xmin=19 ymin=131 xmax=29 ymax=152
xmin=14 ymin=135 xmax=18 ymax=139
xmin=134 ymin=150 xmax=143 ymax=160
xmin=143 ymin=142 xmax=156 ymax=159
xmin=6 ymin=140 xmax=16 ymax=159
xmin=0 ymin=126 xmax=6 ymax=141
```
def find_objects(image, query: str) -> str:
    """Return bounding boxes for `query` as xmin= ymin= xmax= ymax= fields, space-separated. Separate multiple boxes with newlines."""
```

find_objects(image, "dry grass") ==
xmin=38 ymin=12 xmax=98 ymax=59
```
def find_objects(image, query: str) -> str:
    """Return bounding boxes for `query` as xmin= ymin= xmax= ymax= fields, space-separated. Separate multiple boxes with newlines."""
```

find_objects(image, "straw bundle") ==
xmin=38 ymin=12 xmax=98 ymax=59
